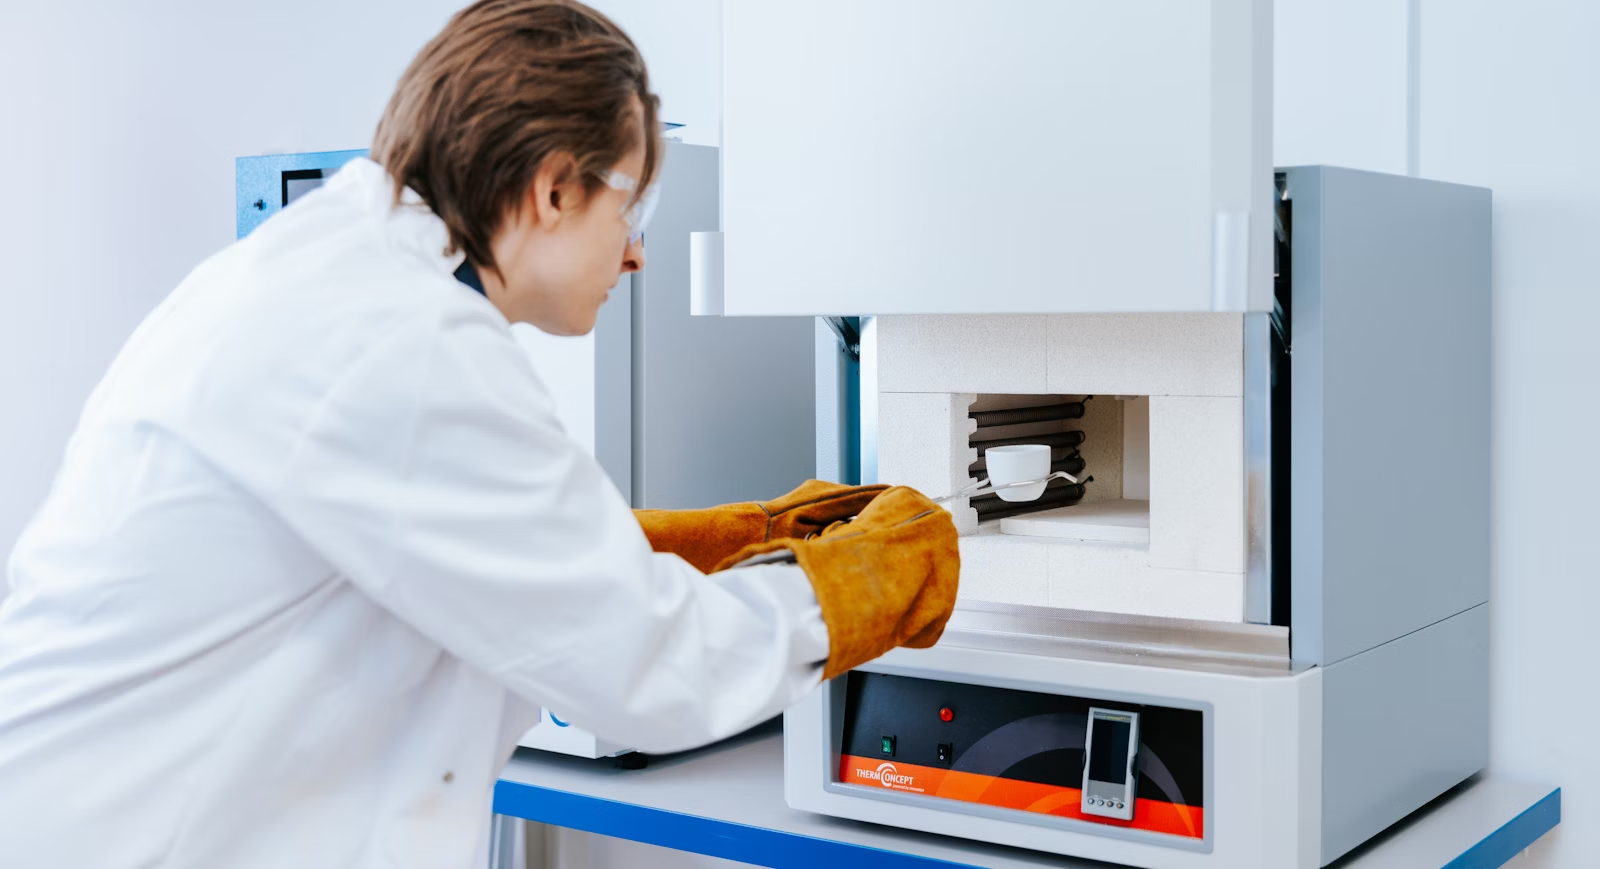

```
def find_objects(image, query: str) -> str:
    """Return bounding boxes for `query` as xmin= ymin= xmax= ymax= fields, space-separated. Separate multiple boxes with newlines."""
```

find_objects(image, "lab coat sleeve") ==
xmin=264 ymin=304 xmax=827 ymax=753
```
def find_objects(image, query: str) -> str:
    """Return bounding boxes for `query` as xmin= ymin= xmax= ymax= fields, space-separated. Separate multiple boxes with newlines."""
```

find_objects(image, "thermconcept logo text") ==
xmin=855 ymin=762 xmax=918 ymax=790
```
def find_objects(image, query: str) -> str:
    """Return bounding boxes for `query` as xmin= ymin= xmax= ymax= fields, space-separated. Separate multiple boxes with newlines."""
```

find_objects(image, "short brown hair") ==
xmin=373 ymin=0 xmax=660 ymax=274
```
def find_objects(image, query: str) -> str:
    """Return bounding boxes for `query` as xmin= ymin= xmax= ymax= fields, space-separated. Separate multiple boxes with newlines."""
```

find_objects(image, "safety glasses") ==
xmin=598 ymin=170 xmax=659 ymax=244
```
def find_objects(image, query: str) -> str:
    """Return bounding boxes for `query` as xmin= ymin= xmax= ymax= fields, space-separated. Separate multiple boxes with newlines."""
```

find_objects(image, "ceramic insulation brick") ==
xmin=878 ymin=316 xmax=1048 ymax=394
xmin=1046 ymin=313 xmax=1244 ymax=397
xmin=954 ymin=533 xmax=1050 ymax=606
xmin=1149 ymin=395 xmax=1246 ymax=574
xmin=876 ymin=391 xmax=979 ymax=534
xmin=1046 ymin=540 xmax=1244 ymax=622
xmin=877 ymin=314 xmax=1243 ymax=398
xmin=955 ymin=528 xmax=1245 ymax=622
xmin=874 ymin=313 xmax=1250 ymax=624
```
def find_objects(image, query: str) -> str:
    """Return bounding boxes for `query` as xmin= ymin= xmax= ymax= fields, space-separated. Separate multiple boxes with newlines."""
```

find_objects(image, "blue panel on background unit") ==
xmin=235 ymin=124 xmax=683 ymax=240
xmin=235 ymin=149 xmax=368 ymax=239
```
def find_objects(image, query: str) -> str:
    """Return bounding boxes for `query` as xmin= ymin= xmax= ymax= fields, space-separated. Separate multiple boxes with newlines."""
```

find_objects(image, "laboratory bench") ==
xmin=490 ymin=718 xmax=1559 ymax=869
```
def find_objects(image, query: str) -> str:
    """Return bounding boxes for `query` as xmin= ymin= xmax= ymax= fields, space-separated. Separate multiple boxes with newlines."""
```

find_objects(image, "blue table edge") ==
xmin=491 ymin=777 xmax=1559 ymax=869
xmin=1445 ymin=787 xmax=1560 ymax=869
xmin=492 ymin=778 xmax=973 ymax=868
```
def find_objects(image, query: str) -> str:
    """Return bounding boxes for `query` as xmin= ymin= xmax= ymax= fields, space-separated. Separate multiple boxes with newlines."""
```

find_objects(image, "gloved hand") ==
xmin=633 ymin=480 xmax=889 ymax=573
xmin=713 ymin=486 xmax=960 ymax=680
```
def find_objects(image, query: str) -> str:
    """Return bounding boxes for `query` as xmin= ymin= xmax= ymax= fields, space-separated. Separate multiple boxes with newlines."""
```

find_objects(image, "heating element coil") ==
xmin=968 ymin=402 xmax=1086 ymax=428
xmin=968 ymin=398 xmax=1091 ymax=520
xmin=970 ymin=429 xmax=1086 ymax=457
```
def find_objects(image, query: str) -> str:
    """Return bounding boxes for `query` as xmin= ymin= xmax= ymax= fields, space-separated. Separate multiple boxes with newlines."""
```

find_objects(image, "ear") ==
xmin=528 ymin=153 xmax=579 ymax=231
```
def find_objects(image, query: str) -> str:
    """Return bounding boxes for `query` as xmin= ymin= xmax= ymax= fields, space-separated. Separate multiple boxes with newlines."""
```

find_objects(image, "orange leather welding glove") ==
xmin=712 ymin=486 xmax=960 ymax=680
xmin=633 ymin=480 xmax=889 ymax=574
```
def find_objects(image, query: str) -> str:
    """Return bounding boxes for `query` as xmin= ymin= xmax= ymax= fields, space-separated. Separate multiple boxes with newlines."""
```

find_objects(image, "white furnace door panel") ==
xmin=720 ymin=0 xmax=1273 ymax=316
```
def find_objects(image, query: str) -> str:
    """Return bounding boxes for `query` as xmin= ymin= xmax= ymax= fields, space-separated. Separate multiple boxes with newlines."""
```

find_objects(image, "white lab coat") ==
xmin=0 ymin=159 xmax=828 ymax=869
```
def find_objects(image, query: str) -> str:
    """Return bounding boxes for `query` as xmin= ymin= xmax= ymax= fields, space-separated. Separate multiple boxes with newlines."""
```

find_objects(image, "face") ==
xmin=480 ymin=129 xmax=648 ymax=335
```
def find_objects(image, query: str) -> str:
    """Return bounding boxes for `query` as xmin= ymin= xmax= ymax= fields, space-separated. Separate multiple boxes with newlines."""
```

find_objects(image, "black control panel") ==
xmin=838 ymin=672 xmax=1206 ymax=838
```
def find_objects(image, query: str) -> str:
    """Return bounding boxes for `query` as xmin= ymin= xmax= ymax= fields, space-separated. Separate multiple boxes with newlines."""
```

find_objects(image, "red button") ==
xmin=939 ymin=707 xmax=954 ymax=722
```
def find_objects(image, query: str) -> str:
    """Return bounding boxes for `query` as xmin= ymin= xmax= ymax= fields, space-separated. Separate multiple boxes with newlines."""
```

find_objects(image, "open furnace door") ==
xmin=718 ymin=0 xmax=1273 ymax=316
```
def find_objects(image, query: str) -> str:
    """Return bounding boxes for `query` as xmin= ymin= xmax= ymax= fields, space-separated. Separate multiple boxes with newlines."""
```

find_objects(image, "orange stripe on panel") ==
xmin=1134 ymin=800 xmax=1204 ymax=839
xmin=1024 ymin=790 xmax=1083 ymax=814
xmin=973 ymin=776 xmax=1064 ymax=810
xmin=837 ymin=756 xmax=1204 ymax=840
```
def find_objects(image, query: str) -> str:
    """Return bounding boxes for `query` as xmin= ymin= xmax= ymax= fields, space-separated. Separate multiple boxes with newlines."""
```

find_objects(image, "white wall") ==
xmin=1423 ymin=3 xmax=1600 ymax=865
xmin=1274 ymin=0 xmax=1410 ymax=174
xmin=1278 ymin=2 xmax=1596 ymax=865
xmin=0 ymin=0 xmax=720 ymax=562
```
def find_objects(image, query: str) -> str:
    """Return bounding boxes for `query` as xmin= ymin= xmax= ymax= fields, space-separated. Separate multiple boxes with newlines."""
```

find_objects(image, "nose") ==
xmin=621 ymin=237 xmax=645 ymax=274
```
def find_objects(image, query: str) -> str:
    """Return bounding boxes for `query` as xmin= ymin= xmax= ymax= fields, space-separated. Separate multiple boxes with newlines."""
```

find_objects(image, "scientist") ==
xmin=0 ymin=1 xmax=959 ymax=866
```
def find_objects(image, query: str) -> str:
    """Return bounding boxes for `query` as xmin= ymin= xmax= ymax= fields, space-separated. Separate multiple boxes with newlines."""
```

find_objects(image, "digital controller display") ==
xmin=1088 ymin=715 xmax=1133 ymax=784
xmin=1082 ymin=708 xmax=1140 ymax=821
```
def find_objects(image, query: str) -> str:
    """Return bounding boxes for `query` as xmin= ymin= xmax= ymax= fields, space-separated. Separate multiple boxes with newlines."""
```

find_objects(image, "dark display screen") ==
xmin=1088 ymin=717 xmax=1131 ymax=783
xmin=282 ymin=169 xmax=329 ymax=207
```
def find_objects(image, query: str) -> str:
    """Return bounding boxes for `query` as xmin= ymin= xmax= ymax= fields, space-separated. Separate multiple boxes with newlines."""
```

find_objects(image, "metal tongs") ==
xmin=932 ymin=470 xmax=1082 ymax=505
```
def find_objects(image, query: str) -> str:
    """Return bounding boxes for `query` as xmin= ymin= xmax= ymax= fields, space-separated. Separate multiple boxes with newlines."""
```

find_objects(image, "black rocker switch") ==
xmin=936 ymin=742 xmax=953 ymax=765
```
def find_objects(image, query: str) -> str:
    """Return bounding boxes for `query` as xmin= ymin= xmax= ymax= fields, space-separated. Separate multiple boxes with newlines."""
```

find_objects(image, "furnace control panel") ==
xmin=837 ymin=672 xmax=1204 ymax=841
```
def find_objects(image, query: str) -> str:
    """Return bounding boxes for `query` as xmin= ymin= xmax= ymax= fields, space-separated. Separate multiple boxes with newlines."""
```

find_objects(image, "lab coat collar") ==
xmin=453 ymin=260 xmax=489 ymax=296
xmin=326 ymin=157 xmax=470 ymax=281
